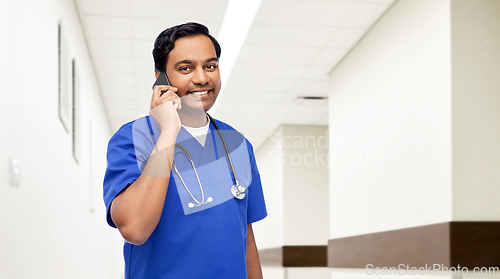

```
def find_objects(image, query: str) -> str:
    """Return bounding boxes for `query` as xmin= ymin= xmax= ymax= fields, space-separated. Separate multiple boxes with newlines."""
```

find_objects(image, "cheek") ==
xmin=211 ymin=72 xmax=221 ymax=86
xmin=170 ymin=76 xmax=190 ymax=93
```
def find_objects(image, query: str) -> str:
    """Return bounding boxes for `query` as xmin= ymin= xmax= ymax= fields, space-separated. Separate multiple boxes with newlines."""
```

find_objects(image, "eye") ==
xmin=206 ymin=64 xmax=218 ymax=70
xmin=179 ymin=66 xmax=191 ymax=71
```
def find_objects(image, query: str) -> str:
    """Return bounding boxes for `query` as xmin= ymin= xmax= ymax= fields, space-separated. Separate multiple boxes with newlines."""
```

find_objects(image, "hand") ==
xmin=149 ymin=85 xmax=182 ymax=133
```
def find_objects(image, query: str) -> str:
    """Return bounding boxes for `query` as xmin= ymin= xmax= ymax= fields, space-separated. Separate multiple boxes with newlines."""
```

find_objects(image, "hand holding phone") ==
xmin=150 ymin=71 xmax=181 ymax=133
xmin=152 ymin=71 xmax=171 ymax=97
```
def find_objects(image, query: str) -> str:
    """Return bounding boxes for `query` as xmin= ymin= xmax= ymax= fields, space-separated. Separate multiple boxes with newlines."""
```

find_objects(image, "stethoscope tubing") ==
xmin=207 ymin=114 xmax=240 ymax=186
xmin=172 ymin=114 xmax=245 ymax=208
xmin=172 ymin=145 xmax=205 ymax=205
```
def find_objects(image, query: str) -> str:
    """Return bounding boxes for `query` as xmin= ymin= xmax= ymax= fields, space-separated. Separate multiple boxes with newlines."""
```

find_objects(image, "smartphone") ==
xmin=152 ymin=71 xmax=171 ymax=96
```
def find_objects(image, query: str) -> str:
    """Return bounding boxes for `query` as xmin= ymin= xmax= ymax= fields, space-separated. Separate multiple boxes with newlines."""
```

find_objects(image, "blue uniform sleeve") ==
xmin=246 ymin=139 xmax=267 ymax=224
xmin=103 ymin=122 xmax=142 ymax=228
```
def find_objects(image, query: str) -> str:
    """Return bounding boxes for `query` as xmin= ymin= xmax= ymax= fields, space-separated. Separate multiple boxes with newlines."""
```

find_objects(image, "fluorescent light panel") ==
xmin=209 ymin=0 xmax=263 ymax=115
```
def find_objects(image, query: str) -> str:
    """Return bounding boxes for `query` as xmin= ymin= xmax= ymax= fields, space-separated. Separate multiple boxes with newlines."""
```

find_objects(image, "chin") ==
xmin=203 ymin=94 xmax=218 ymax=111
xmin=202 ymin=102 xmax=215 ymax=112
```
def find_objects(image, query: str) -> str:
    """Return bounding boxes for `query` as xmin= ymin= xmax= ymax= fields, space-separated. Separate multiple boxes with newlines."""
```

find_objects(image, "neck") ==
xmin=179 ymin=111 xmax=208 ymax=128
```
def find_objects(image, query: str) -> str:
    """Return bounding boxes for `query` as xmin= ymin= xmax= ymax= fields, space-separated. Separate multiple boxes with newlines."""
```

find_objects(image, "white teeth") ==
xmin=191 ymin=90 xmax=209 ymax=96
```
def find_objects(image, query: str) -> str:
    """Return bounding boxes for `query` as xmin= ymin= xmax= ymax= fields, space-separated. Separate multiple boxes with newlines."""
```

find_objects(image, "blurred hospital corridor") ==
xmin=1 ymin=0 xmax=500 ymax=278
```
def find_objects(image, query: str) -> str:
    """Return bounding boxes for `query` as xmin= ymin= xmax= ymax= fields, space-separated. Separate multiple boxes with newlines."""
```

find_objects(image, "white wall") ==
xmin=451 ymin=0 xmax=500 ymax=221
xmin=328 ymin=0 xmax=500 ymax=277
xmin=328 ymin=0 xmax=453 ymax=239
xmin=0 ymin=0 xmax=123 ymax=278
xmin=254 ymin=125 xmax=329 ymax=279
xmin=254 ymin=127 xmax=285 ymax=279
xmin=254 ymin=125 xmax=329 ymax=246
xmin=254 ymin=127 xmax=284 ymax=249
xmin=281 ymin=125 xmax=329 ymax=245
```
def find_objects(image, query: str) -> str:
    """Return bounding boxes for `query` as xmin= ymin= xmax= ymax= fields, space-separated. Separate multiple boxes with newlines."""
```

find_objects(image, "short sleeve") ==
xmin=245 ymin=139 xmax=267 ymax=224
xmin=103 ymin=122 xmax=142 ymax=228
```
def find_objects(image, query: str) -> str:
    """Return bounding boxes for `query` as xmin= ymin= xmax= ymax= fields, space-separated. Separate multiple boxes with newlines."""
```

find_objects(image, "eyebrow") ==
xmin=205 ymin=57 xmax=218 ymax=63
xmin=174 ymin=57 xmax=218 ymax=68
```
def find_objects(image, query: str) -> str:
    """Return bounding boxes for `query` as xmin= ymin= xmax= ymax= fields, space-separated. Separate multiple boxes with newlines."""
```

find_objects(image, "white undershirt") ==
xmin=182 ymin=115 xmax=210 ymax=146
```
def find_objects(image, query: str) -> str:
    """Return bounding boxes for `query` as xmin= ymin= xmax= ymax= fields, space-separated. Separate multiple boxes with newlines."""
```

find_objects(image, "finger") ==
xmin=159 ymin=89 xmax=178 ymax=101
xmin=151 ymin=86 xmax=162 ymax=107
xmin=158 ymin=90 xmax=178 ymax=103
xmin=151 ymin=86 xmax=177 ymax=107
xmin=160 ymin=89 xmax=176 ymax=98
xmin=173 ymin=95 xmax=182 ymax=110
xmin=152 ymin=87 xmax=177 ymax=108
xmin=153 ymin=91 xmax=178 ymax=108
xmin=157 ymin=85 xmax=177 ymax=95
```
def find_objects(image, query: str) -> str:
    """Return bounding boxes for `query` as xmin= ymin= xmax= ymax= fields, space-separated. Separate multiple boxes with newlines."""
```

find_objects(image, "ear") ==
xmin=155 ymin=70 xmax=161 ymax=79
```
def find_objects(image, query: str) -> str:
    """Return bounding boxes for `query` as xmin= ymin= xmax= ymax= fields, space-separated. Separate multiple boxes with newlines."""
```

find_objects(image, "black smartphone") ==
xmin=152 ymin=71 xmax=171 ymax=96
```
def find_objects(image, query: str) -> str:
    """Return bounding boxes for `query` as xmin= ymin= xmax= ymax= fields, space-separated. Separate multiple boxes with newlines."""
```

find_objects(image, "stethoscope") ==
xmin=172 ymin=114 xmax=247 ymax=208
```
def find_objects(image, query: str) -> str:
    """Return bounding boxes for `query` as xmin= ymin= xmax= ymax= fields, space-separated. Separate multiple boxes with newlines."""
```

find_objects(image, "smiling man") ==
xmin=103 ymin=22 xmax=267 ymax=279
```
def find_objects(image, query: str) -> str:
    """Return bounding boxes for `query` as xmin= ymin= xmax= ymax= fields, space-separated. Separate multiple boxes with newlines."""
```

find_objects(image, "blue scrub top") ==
xmin=103 ymin=116 xmax=267 ymax=279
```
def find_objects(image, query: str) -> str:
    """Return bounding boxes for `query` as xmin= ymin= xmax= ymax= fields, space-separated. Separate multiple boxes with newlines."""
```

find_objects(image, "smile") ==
xmin=189 ymin=90 xmax=211 ymax=96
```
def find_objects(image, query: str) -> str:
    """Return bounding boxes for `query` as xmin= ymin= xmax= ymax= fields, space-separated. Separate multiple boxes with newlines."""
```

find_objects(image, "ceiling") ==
xmin=75 ymin=0 xmax=395 ymax=148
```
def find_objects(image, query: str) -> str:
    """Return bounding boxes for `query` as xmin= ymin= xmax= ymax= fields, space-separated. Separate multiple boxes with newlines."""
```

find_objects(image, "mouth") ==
xmin=188 ymin=89 xmax=212 ymax=97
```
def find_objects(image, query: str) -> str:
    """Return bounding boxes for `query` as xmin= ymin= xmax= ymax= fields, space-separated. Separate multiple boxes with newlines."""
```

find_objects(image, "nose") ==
xmin=192 ymin=67 xmax=209 ymax=85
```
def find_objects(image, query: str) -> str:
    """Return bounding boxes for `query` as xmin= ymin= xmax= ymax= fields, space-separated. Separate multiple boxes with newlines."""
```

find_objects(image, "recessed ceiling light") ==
xmin=293 ymin=96 xmax=329 ymax=106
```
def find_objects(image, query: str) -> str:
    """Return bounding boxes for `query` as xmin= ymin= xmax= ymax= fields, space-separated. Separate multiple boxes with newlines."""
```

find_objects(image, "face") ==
xmin=159 ymin=35 xmax=221 ymax=113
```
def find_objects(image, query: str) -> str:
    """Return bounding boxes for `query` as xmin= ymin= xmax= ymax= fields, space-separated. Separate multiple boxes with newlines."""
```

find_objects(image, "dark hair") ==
xmin=152 ymin=22 xmax=221 ymax=72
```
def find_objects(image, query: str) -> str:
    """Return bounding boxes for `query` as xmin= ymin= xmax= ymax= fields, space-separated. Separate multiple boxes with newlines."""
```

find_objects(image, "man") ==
xmin=103 ymin=22 xmax=267 ymax=278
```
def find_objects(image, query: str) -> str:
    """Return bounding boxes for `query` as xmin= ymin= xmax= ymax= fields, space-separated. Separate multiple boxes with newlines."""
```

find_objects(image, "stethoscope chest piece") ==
xmin=175 ymin=114 xmax=249 ymax=207
xmin=231 ymin=184 xmax=246 ymax=200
